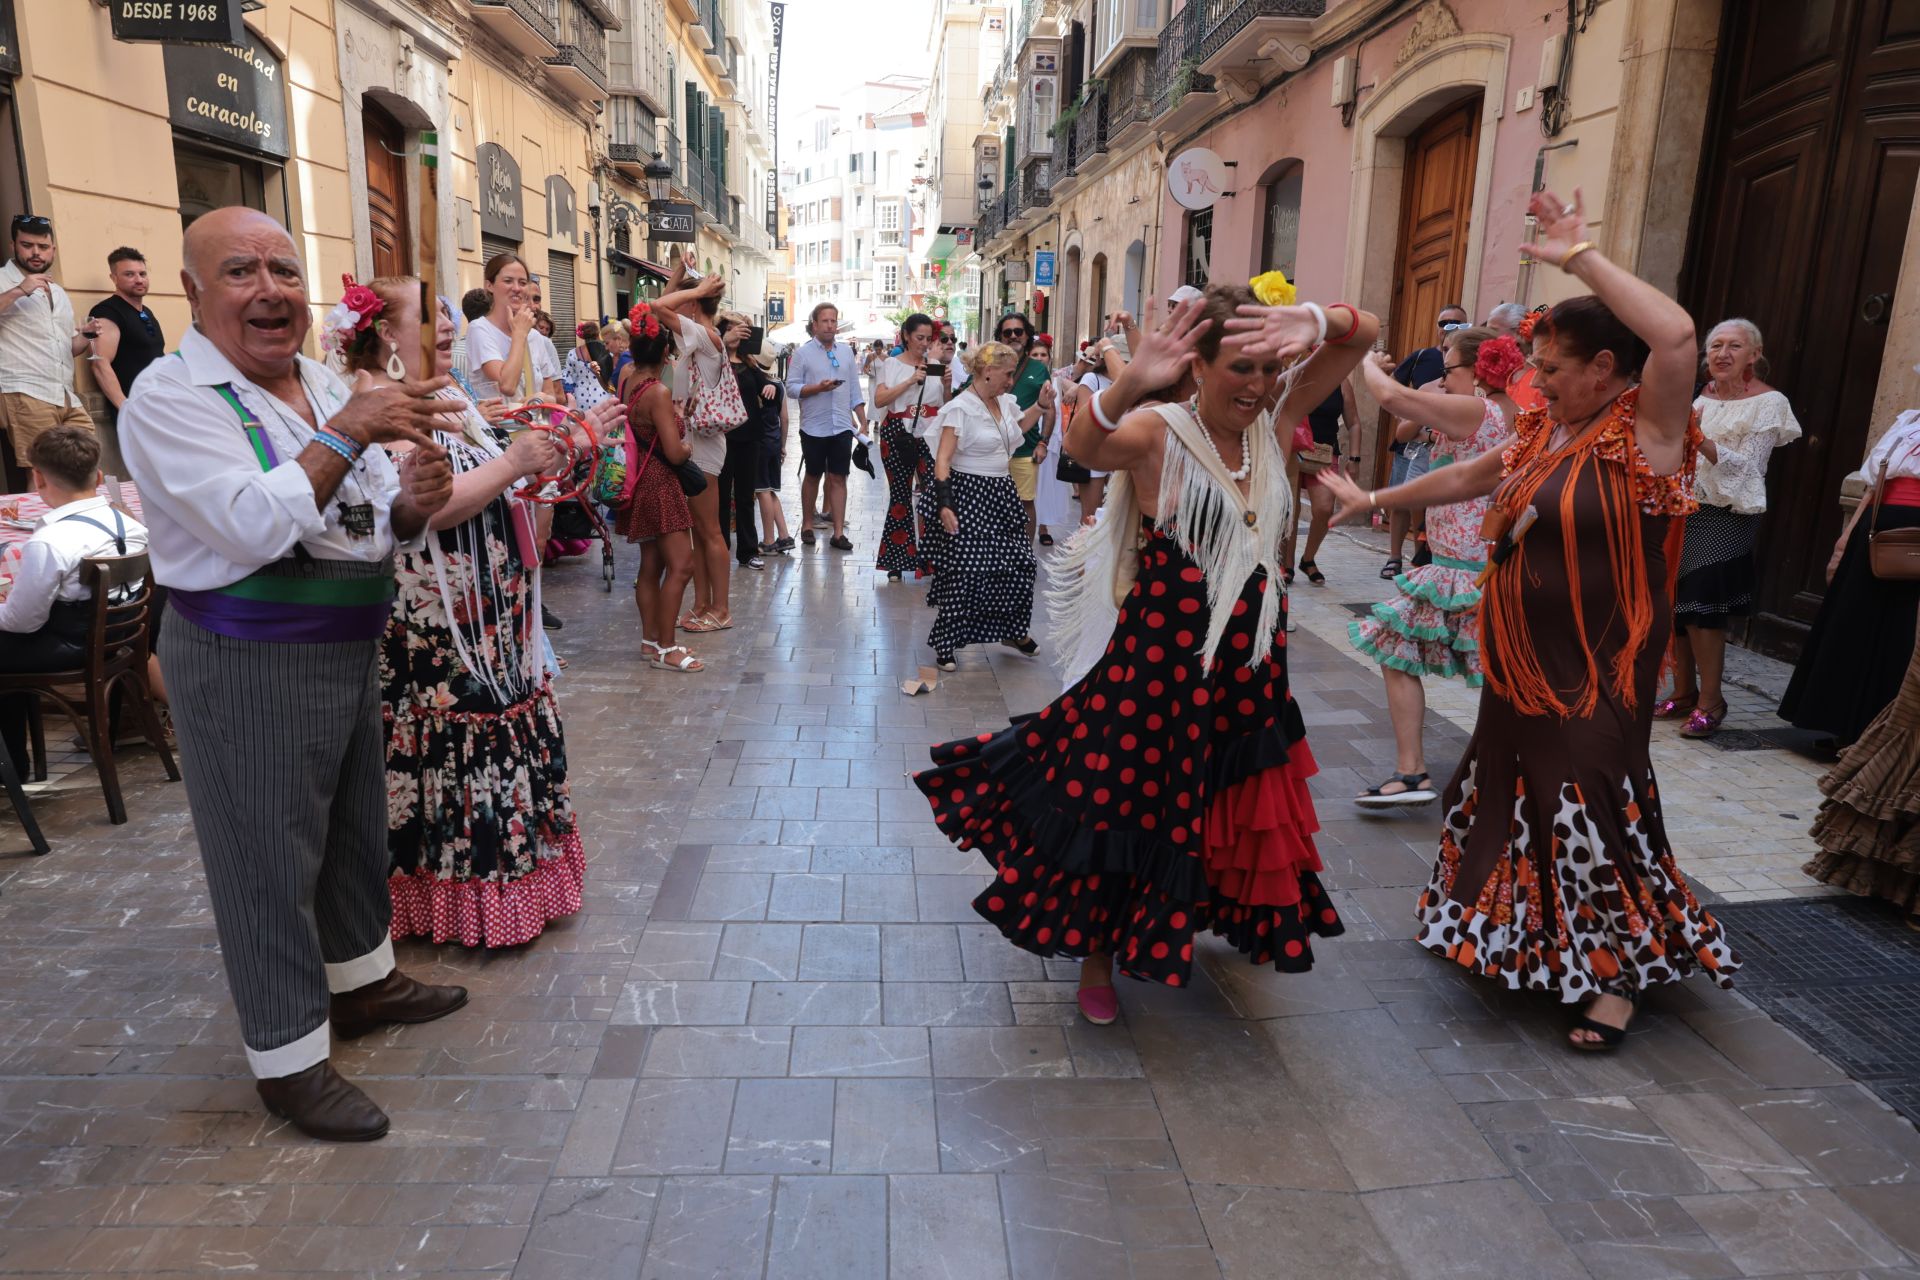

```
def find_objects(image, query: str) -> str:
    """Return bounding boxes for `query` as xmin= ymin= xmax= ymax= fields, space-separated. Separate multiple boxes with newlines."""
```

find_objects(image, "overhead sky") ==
xmin=774 ymin=0 xmax=935 ymax=154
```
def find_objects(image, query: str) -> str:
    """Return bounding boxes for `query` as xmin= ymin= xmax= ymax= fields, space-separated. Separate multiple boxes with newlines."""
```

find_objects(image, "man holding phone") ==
xmin=784 ymin=302 xmax=865 ymax=550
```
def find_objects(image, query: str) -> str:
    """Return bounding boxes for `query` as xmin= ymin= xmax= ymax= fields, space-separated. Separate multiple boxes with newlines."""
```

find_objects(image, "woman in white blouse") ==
xmin=925 ymin=343 xmax=1043 ymax=671
xmin=1662 ymin=319 xmax=1801 ymax=738
xmin=1781 ymin=402 xmax=1920 ymax=745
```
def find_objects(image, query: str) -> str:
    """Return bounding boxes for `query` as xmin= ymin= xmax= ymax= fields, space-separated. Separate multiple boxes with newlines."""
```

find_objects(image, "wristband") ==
xmin=311 ymin=428 xmax=363 ymax=463
xmin=1090 ymin=386 xmax=1122 ymax=433
xmin=1368 ymin=490 xmax=1379 ymax=509
xmin=934 ymin=477 xmax=956 ymax=513
xmin=1301 ymin=301 xmax=1328 ymax=347
xmin=1327 ymin=303 xmax=1363 ymax=345
xmin=1560 ymin=240 xmax=1597 ymax=270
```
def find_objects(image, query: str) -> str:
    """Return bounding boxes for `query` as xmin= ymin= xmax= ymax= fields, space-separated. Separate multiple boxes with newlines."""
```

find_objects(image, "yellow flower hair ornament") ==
xmin=1249 ymin=270 xmax=1298 ymax=307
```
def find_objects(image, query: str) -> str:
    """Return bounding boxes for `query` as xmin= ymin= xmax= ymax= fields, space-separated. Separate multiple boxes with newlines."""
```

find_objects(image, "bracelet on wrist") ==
xmin=1560 ymin=240 xmax=1597 ymax=270
xmin=1327 ymin=303 xmax=1364 ymax=346
xmin=311 ymin=429 xmax=361 ymax=464
xmin=1090 ymin=387 xmax=1122 ymax=433
xmin=1301 ymin=301 xmax=1328 ymax=347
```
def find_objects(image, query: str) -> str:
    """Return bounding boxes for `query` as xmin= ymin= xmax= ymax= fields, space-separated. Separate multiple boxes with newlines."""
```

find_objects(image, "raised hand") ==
xmin=1319 ymin=467 xmax=1374 ymax=527
xmin=1527 ymin=187 xmax=1589 ymax=268
xmin=1221 ymin=304 xmax=1322 ymax=363
xmin=509 ymin=301 xmax=536 ymax=336
xmin=333 ymin=371 xmax=468 ymax=450
xmin=1124 ymin=294 xmax=1210 ymax=391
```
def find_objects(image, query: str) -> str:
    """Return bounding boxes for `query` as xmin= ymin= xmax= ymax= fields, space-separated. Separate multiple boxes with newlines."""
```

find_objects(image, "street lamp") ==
xmin=645 ymin=156 xmax=675 ymax=205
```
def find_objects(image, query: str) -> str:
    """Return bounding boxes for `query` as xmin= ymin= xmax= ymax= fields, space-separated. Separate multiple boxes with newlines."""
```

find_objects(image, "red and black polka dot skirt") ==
xmin=915 ymin=525 xmax=1344 ymax=987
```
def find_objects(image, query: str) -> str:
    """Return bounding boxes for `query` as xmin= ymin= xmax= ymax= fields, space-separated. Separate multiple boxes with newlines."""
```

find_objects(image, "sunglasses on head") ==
xmin=11 ymin=214 xmax=50 ymax=236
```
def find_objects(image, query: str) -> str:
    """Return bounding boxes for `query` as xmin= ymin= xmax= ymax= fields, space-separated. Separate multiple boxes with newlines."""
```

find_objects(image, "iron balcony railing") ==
xmin=978 ymin=193 xmax=1007 ymax=244
xmin=1152 ymin=1 xmax=1216 ymax=118
xmin=607 ymin=96 xmax=657 ymax=165
xmin=1071 ymin=82 xmax=1108 ymax=169
xmin=1017 ymin=159 xmax=1051 ymax=215
xmin=1197 ymin=0 xmax=1325 ymax=63
xmin=472 ymin=0 xmax=558 ymax=43
xmin=1107 ymin=49 xmax=1157 ymax=137
xmin=547 ymin=0 xmax=608 ymax=91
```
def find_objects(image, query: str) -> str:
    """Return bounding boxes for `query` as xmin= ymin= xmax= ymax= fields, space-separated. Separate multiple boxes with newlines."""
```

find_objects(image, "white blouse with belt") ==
xmin=1691 ymin=389 xmax=1802 ymax=515
xmin=934 ymin=392 xmax=1024 ymax=478
xmin=1865 ymin=409 xmax=1920 ymax=484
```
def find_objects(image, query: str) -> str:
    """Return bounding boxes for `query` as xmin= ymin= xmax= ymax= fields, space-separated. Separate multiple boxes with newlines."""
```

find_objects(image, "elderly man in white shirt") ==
xmin=0 ymin=214 xmax=101 ymax=463
xmin=118 ymin=206 xmax=469 ymax=1144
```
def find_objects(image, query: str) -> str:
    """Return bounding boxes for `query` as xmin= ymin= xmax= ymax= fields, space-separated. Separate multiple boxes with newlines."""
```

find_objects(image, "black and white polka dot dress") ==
xmin=925 ymin=393 xmax=1036 ymax=660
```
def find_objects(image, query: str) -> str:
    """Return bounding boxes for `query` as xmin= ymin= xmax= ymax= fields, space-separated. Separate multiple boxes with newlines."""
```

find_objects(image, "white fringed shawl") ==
xmin=1049 ymin=400 xmax=1294 ymax=677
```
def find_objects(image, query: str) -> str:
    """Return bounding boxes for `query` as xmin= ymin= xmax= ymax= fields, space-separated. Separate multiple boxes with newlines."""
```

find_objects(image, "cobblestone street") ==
xmin=1 ymin=479 xmax=1918 ymax=1279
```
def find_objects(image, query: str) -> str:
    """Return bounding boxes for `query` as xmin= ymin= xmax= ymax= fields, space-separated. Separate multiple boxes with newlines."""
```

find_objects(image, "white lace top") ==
xmin=1691 ymin=390 xmax=1802 ymax=514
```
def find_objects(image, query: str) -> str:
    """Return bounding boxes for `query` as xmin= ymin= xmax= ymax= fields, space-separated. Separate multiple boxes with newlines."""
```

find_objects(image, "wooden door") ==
xmin=363 ymin=102 xmax=411 ymax=280
xmin=1683 ymin=0 xmax=1920 ymax=656
xmin=1380 ymin=96 xmax=1481 ymax=482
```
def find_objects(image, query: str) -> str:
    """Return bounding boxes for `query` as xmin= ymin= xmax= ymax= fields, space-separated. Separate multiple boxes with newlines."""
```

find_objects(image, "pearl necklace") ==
xmin=1187 ymin=397 xmax=1251 ymax=481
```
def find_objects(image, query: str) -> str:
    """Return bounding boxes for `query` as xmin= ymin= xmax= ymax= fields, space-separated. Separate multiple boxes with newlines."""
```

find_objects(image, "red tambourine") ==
xmin=501 ymin=402 xmax=598 ymax=504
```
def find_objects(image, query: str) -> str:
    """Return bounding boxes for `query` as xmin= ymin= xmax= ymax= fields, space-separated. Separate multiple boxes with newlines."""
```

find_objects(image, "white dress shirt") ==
xmin=0 ymin=260 xmax=81 ymax=408
xmin=785 ymin=338 xmax=861 ymax=438
xmin=0 ymin=496 xmax=149 ymax=634
xmin=118 ymin=327 xmax=407 ymax=591
xmin=933 ymin=392 xmax=1024 ymax=478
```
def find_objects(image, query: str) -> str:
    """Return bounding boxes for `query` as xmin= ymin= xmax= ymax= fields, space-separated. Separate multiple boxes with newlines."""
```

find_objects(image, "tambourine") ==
xmin=501 ymin=402 xmax=598 ymax=504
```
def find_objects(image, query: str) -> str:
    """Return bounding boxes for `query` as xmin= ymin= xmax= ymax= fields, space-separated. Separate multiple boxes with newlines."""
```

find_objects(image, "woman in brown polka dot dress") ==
xmin=916 ymin=288 xmax=1382 ymax=1024
xmin=1322 ymin=191 xmax=1740 ymax=1052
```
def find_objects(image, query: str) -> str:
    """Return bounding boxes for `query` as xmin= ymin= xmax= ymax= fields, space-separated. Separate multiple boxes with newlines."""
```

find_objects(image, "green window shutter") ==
xmin=685 ymin=82 xmax=700 ymax=148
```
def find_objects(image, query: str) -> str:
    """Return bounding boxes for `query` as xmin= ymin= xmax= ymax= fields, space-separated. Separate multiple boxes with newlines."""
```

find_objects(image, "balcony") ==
xmin=692 ymin=0 xmax=719 ymax=54
xmin=1195 ymin=0 xmax=1321 ymax=83
xmin=677 ymin=145 xmax=730 ymax=224
xmin=608 ymin=97 xmax=657 ymax=176
xmin=468 ymin=0 xmax=557 ymax=59
xmin=545 ymin=1 xmax=608 ymax=101
xmin=716 ymin=42 xmax=738 ymax=93
xmin=1106 ymin=49 xmax=1158 ymax=149
xmin=701 ymin=2 xmax=730 ymax=78
xmin=664 ymin=0 xmax=697 ymax=20
xmin=1152 ymin=2 xmax=1223 ymax=135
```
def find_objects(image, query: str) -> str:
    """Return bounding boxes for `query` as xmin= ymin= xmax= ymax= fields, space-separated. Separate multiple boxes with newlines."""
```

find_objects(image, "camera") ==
xmin=924 ymin=361 xmax=947 ymax=379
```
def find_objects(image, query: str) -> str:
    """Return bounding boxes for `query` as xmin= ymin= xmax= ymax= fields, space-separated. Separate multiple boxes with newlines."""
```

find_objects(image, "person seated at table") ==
xmin=0 ymin=425 xmax=150 ymax=770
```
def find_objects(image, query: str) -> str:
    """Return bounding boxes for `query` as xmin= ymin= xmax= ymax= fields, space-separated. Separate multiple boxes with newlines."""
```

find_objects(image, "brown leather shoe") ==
xmin=256 ymin=1061 xmax=389 ymax=1142
xmin=330 ymin=969 xmax=470 ymax=1041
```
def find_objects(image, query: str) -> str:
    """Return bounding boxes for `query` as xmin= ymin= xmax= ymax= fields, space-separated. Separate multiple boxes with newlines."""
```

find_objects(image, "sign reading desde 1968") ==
xmin=112 ymin=0 xmax=245 ymax=45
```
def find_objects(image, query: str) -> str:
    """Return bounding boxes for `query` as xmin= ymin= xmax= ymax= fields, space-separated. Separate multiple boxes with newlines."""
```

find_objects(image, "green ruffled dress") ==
xmin=1350 ymin=399 xmax=1509 ymax=684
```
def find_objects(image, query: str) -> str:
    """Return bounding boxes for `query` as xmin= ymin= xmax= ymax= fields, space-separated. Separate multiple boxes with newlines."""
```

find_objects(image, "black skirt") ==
xmin=1675 ymin=504 xmax=1760 ymax=630
xmin=927 ymin=471 xmax=1034 ymax=658
xmin=1780 ymin=501 xmax=1920 ymax=744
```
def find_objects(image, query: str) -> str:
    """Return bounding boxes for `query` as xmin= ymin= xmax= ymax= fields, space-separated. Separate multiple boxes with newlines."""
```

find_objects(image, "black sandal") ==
xmin=1038 ymin=531 xmax=1055 ymax=546
xmin=1380 ymin=558 xmax=1402 ymax=580
xmin=1282 ymin=565 xmax=1296 ymax=586
xmin=1354 ymin=772 xmax=1436 ymax=809
xmin=1300 ymin=558 xmax=1326 ymax=586
xmin=1568 ymin=993 xmax=1639 ymax=1054
xmin=1004 ymin=637 xmax=1039 ymax=657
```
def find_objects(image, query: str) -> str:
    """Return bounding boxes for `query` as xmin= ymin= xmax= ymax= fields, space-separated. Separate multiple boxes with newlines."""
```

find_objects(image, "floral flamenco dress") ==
xmin=1416 ymin=389 xmax=1739 ymax=1000
xmin=385 ymin=399 xmax=585 ymax=948
xmin=916 ymin=403 xmax=1342 ymax=984
xmin=1350 ymin=399 xmax=1508 ymax=682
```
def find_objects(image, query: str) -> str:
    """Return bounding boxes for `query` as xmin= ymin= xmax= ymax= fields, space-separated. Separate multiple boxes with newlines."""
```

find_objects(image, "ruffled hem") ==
xmin=1349 ymin=619 xmax=1483 ymax=685
xmin=1392 ymin=566 xmax=1483 ymax=612
xmin=1203 ymin=745 xmax=1324 ymax=906
xmin=389 ymin=831 xmax=586 ymax=948
xmin=919 ymin=705 xmax=1311 ymax=906
xmin=1802 ymin=850 xmax=1920 ymax=918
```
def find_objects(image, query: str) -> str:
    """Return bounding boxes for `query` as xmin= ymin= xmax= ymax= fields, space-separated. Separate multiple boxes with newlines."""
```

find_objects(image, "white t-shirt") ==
xmin=531 ymin=332 xmax=564 ymax=396
xmin=671 ymin=314 xmax=726 ymax=404
xmin=465 ymin=316 xmax=516 ymax=402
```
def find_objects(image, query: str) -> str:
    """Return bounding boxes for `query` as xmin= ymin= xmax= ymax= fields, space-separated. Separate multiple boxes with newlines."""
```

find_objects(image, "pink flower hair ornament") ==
xmin=1475 ymin=334 xmax=1526 ymax=389
xmin=320 ymin=274 xmax=386 ymax=362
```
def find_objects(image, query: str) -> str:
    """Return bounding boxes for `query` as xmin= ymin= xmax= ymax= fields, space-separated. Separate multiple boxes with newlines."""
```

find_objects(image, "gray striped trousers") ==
xmin=161 ymin=609 xmax=394 ymax=1078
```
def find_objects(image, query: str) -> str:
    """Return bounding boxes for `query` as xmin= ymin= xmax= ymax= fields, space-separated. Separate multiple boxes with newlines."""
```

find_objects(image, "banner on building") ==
xmin=767 ymin=2 xmax=784 ymax=237
xmin=112 ymin=0 xmax=245 ymax=45
xmin=1034 ymin=250 xmax=1055 ymax=287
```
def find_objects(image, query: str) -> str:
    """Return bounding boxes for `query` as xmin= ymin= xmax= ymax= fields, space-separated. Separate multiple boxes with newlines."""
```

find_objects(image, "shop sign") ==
xmin=477 ymin=142 xmax=522 ymax=241
xmin=1034 ymin=250 xmax=1055 ymax=287
xmin=164 ymin=30 xmax=289 ymax=160
xmin=112 ymin=0 xmax=244 ymax=46
xmin=1168 ymin=147 xmax=1229 ymax=211
xmin=768 ymin=296 xmax=786 ymax=321
xmin=647 ymin=200 xmax=697 ymax=243
xmin=546 ymin=176 xmax=576 ymax=247
xmin=0 ymin=1 xmax=18 ymax=77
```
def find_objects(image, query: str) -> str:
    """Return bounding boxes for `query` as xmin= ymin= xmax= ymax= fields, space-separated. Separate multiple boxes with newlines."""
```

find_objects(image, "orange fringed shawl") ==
xmin=1478 ymin=388 xmax=1699 ymax=720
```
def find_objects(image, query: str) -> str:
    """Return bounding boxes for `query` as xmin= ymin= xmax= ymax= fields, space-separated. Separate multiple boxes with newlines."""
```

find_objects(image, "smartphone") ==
xmin=740 ymin=325 xmax=765 ymax=358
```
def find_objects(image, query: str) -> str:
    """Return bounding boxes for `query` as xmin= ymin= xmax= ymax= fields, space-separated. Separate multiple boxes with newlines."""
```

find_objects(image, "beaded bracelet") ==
xmin=311 ymin=427 xmax=363 ymax=463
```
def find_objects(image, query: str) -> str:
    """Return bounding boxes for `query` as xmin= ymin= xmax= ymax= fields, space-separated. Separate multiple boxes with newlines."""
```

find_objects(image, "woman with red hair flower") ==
xmin=1342 ymin=326 xmax=1519 ymax=807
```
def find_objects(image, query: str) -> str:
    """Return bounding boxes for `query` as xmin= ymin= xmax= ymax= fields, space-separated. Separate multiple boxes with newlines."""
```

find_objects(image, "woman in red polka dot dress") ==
xmin=916 ymin=287 xmax=1382 ymax=1023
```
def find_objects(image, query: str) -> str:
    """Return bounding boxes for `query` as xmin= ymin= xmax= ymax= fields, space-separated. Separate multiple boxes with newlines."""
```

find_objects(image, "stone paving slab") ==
xmin=0 ymin=475 xmax=1913 ymax=1277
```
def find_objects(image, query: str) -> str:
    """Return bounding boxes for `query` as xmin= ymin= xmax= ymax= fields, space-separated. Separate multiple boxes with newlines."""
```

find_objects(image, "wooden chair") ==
xmin=0 ymin=552 xmax=178 ymax=825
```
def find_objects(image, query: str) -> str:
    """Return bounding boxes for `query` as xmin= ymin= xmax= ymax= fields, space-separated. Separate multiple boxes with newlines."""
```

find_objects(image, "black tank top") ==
xmin=88 ymin=295 xmax=168 ymax=408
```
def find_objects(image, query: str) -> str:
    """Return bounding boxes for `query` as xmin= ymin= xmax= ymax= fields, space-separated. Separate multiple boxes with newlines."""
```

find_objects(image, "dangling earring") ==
xmin=1742 ymin=365 xmax=1754 ymax=386
xmin=386 ymin=340 xmax=406 ymax=381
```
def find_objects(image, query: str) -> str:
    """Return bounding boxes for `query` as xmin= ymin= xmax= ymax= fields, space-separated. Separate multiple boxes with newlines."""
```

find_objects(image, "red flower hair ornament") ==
xmin=628 ymin=300 xmax=663 ymax=340
xmin=321 ymin=274 xmax=386 ymax=360
xmin=1474 ymin=334 xmax=1526 ymax=388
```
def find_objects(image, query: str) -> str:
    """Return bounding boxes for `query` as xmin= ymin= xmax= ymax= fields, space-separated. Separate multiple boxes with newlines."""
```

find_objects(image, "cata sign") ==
xmin=647 ymin=200 xmax=697 ymax=244
xmin=112 ymin=0 xmax=245 ymax=45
